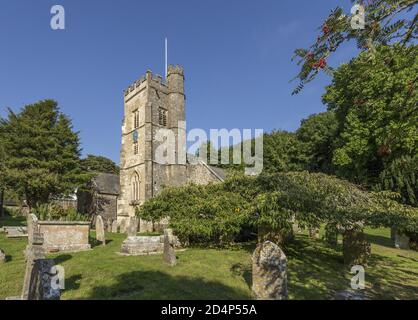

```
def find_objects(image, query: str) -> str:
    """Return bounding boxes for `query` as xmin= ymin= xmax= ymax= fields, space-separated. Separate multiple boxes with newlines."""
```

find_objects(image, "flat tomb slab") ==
xmin=38 ymin=221 xmax=91 ymax=252
xmin=120 ymin=235 xmax=181 ymax=256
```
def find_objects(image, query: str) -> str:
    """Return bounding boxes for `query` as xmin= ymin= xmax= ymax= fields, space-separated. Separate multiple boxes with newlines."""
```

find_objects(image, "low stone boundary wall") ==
xmin=37 ymin=221 xmax=91 ymax=252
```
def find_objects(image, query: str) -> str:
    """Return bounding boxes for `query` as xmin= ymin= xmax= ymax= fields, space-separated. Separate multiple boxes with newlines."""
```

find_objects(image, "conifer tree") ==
xmin=0 ymin=100 xmax=89 ymax=208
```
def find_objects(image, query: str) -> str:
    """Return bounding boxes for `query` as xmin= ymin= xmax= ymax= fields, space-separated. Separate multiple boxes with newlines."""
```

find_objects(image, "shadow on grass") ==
xmin=0 ymin=215 xmax=26 ymax=227
xmin=53 ymin=254 xmax=73 ymax=265
xmin=283 ymin=235 xmax=347 ymax=300
xmin=89 ymin=238 xmax=113 ymax=248
xmin=85 ymin=271 xmax=251 ymax=300
xmin=366 ymin=254 xmax=418 ymax=300
xmin=66 ymin=274 xmax=82 ymax=291
xmin=230 ymin=263 xmax=252 ymax=289
xmin=365 ymin=234 xmax=394 ymax=249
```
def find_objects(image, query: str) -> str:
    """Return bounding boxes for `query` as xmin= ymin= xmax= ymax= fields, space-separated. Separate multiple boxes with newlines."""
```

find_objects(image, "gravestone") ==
xmin=95 ymin=215 xmax=106 ymax=245
xmin=107 ymin=219 xmax=113 ymax=233
xmin=119 ymin=219 xmax=127 ymax=233
xmin=252 ymin=241 xmax=288 ymax=300
xmin=27 ymin=259 xmax=61 ymax=300
xmin=163 ymin=229 xmax=177 ymax=266
xmin=0 ymin=249 xmax=5 ymax=263
xmin=343 ymin=229 xmax=371 ymax=266
xmin=5 ymin=226 xmax=28 ymax=238
xmin=27 ymin=214 xmax=39 ymax=245
xmin=23 ymin=232 xmax=60 ymax=300
xmin=111 ymin=220 xmax=118 ymax=233
xmin=127 ymin=217 xmax=139 ymax=237
xmin=394 ymin=232 xmax=410 ymax=250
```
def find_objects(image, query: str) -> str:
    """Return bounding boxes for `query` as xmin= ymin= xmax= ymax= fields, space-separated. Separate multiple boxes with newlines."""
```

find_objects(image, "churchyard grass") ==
xmin=0 ymin=217 xmax=417 ymax=299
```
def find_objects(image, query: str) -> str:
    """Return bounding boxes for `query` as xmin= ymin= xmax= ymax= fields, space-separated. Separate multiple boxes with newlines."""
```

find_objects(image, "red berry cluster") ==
xmin=322 ymin=24 xmax=330 ymax=34
xmin=313 ymin=58 xmax=327 ymax=69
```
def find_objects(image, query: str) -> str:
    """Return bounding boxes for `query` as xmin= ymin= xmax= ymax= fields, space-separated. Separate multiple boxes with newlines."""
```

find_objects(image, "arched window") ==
xmin=131 ymin=173 xmax=140 ymax=202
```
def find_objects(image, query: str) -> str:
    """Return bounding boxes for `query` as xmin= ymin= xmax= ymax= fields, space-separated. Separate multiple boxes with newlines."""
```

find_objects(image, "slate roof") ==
xmin=92 ymin=173 xmax=120 ymax=195
xmin=186 ymin=154 xmax=226 ymax=181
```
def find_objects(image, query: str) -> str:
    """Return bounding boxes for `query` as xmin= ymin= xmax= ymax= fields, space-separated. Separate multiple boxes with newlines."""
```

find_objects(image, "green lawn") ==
xmin=1 ymin=216 xmax=417 ymax=300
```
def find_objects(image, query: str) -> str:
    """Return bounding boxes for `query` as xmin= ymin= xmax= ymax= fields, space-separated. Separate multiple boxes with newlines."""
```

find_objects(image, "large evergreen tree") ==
xmin=0 ymin=100 xmax=89 ymax=208
xmin=81 ymin=155 xmax=120 ymax=174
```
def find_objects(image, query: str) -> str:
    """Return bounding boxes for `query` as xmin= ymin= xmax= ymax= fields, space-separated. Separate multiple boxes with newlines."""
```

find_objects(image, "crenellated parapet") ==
xmin=167 ymin=65 xmax=184 ymax=76
xmin=123 ymin=70 xmax=170 ymax=98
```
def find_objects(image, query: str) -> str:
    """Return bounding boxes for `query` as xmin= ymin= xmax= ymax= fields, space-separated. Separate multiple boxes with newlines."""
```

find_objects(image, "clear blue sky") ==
xmin=0 ymin=0 xmax=357 ymax=164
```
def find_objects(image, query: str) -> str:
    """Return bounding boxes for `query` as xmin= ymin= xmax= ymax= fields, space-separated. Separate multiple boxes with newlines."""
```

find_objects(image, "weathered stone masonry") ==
xmin=117 ymin=65 xmax=223 ymax=231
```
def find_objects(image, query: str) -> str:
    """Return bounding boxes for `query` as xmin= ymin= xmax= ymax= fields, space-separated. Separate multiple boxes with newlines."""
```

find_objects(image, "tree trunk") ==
xmin=0 ymin=189 xmax=4 ymax=217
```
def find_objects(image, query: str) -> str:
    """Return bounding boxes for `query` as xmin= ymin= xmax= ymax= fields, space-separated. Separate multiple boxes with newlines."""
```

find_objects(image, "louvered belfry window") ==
xmin=158 ymin=108 xmax=167 ymax=127
xmin=133 ymin=111 xmax=139 ymax=128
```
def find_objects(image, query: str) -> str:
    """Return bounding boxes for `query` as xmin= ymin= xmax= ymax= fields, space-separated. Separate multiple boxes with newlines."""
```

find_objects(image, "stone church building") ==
xmin=117 ymin=65 xmax=224 ymax=231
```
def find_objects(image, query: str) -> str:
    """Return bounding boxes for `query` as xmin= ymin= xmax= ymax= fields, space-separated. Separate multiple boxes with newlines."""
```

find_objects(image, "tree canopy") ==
xmin=81 ymin=154 xmax=120 ymax=175
xmin=138 ymin=172 xmax=418 ymax=246
xmin=292 ymin=0 xmax=417 ymax=94
xmin=323 ymin=44 xmax=418 ymax=186
xmin=0 ymin=100 xmax=89 ymax=208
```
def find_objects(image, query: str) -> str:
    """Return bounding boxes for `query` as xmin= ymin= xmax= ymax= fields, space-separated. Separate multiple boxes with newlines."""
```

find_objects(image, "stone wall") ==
xmin=117 ymin=66 xmax=223 ymax=231
xmin=37 ymin=221 xmax=91 ymax=252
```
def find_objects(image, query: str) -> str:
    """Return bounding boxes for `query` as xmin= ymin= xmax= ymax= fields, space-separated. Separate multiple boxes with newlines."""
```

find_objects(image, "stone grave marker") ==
xmin=163 ymin=229 xmax=177 ymax=266
xmin=0 ymin=249 xmax=6 ymax=263
xmin=394 ymin=231 xmax=410 ymax=250
xmin=111 ymin=220 xmax=118 ymax=233
xmin=252 ymin=241 xmax=288 ymax=300
xmin=95 ymin=215 xmax=106 ymax=245
xmin=119 ymin=219 xmax=127 ymax=234
xmin=127 ymin=217 xmax=139 ymax=237
xmin=21 ymin=232 xmax=61 ymax=300
xmin=5 ymin=226 xmax=28 ymax=238
xmin=107 ymin=219 xmax=113 ymax=233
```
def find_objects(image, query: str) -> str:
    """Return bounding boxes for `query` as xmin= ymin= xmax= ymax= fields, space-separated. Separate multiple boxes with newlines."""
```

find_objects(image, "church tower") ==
xmin=117 ymin=65 xmax=187 ymax=230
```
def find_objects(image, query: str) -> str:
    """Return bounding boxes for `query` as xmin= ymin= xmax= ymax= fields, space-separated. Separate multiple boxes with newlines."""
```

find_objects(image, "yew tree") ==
xmin=0 ymin=100 xmax=89 ymax=208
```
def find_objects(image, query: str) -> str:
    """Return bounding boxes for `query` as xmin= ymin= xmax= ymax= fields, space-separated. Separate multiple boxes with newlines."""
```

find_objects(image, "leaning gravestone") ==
xmin=95 ymin=215 xmax=106 ymax=245
xmin=163 ymin=229 xmax=177 ymax=266
xmin=111 ymin=220 xmax=118 ymax=233
xmin=0 ymin=249 xmax=6 ymax=263
xmin=22 ymin=232 xmax=61 ymax=300
xmin=252 ymin=241 xmax=288 ymax=300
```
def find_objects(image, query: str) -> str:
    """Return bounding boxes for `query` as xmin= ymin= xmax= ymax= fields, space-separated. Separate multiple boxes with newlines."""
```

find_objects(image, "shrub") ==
xmin=138 ymin=172 xmax=418 ymax=246
xmin=32 ymin=204 xmax=90 ymax=222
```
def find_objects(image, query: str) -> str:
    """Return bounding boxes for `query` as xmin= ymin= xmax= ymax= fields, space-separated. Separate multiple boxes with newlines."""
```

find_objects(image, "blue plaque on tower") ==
xmin=133 ymin=130 xmax=139 ymax=142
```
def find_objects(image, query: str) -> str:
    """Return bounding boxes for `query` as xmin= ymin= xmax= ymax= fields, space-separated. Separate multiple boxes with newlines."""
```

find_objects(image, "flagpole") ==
xmin=165 ymin=37 xmax=168 ymax=79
